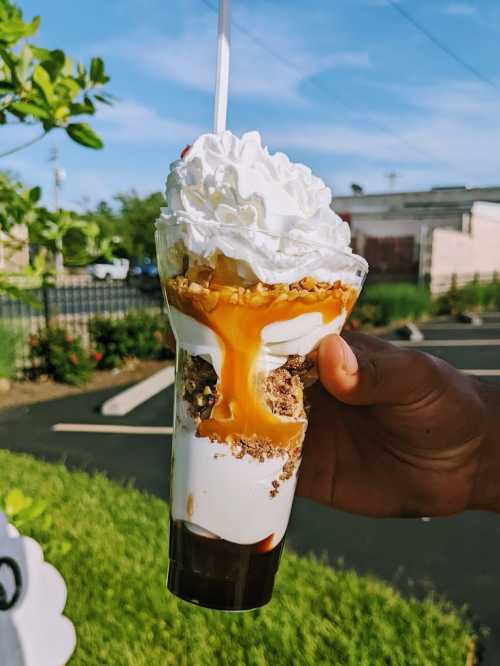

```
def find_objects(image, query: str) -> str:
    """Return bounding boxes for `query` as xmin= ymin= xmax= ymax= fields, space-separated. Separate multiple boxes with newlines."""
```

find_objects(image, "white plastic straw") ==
xmin=213 ymin=0 xmax=231 ymax=134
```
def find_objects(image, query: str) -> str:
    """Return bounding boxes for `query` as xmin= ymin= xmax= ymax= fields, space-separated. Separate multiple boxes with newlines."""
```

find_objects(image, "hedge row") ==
xmin=353 ymin=279 xmax=500 ymax=327
xmin=28 ymin=310 xmax=171 ymax=385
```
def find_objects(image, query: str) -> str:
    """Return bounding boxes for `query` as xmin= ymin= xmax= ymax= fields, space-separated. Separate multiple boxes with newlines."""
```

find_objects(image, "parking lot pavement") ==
xmin=1 ymin=314 xmax=500 ymax=662
xmin=383 ymin=316 xmax=500 ymax=386
xmin=0 ymin=385 xmax=174 ymax=498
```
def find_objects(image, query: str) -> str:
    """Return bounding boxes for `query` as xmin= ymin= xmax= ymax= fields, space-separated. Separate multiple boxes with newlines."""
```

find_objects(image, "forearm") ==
xmin=470 ymin=380 xmax=500 ymax=512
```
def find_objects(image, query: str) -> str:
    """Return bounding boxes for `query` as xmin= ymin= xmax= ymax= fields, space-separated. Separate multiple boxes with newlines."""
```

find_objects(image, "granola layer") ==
xmin=181 ymin=351 xmax=312 ymax=496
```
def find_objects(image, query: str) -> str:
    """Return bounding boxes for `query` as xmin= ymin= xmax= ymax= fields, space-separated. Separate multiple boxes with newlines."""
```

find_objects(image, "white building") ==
xmin=332 ymin=186 xmax=500 ymax=291
xmin=0 ymin=225 xmax=29 ymax=274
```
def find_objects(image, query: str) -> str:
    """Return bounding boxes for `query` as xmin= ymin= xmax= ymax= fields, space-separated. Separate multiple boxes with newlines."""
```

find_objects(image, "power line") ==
xmin=388 ymin=0 xmax=500 ymax=95
xmin=200 ymin=0 xmax=449 ymax=167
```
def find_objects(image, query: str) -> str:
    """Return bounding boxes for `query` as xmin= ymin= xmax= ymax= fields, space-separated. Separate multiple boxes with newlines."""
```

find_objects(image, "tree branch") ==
xmin=0 ymin=131 xmax=47 ymax=158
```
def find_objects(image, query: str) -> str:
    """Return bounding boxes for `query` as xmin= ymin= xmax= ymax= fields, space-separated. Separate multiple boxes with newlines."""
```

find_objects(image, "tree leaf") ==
xmin=43 ymin=49 xmax=65 ymax=80
xmin=94 ymin=93 xmax=113 ymax=106
xmin=90 ymin=56 xmax=104 ymax=83
xmin=27 ymin=16 xmax=41 ymax=38
xmin=15 ymin=44 xmax=33 ymax=84
xmin=66 ymin=122 xmax=103 ymax=149
xmin=54 ymin=104 xmax=70 ymax=121
xmin=0 ymin=47 xmax=19 ymax=84
xmin=30 ymin=45 xmax=51 ymax=61
xmin=10 ymin=101 xmax=50 ymax=119
xmin=59 ymin=76 xmax=81 ymax=99
xmin=29 ymin=186 xmax=42 ymax=203
xmin=69 ymin=99 xmax=94 ymax=116
xmin=77 ymin=62 xmax=86 ymax=80
xmin=0 ymin=15 xmax=39 ymax=47
xmin=33 ymin=64 xmax=53 ymax=103
xmin=83 ymin=94 xmax=95 ymax=113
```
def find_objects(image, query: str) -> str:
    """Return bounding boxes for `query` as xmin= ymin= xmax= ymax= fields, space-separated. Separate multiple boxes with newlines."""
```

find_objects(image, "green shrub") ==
xmin=0 ymin=450 xmax=475 ymax=666
xmin=433 ymin=280 xmax=500 ymax=315
xmin=89 ymin=311 xmax=169 ymax=370
xmin=29 ymin=327 xmax=95 ymax=385
xmin=88 ymin=317 xmax=129 ymax=369
xmin=355 ymin=283 xmax=432 ymax=327
xmin=0 ymin=324 xmax=18 ymax=379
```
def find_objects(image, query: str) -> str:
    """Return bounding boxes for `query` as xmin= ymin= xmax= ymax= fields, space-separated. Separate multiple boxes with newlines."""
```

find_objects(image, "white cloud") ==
xmin=94 ymin=99 xmax=203 ymax=144
xmin=444 ymin=3 xmax=477 ymax=16
xmin=405 ymin=80 xmax=497 ymax=115
xmin=264 ymin=79 xmax=500 ymax=192
xmin=98 ymin=10 xmax=371 ymax=104
xmin=1 ymin=102 xmax=199 ymax=209
xmin=267 ymin=123 xmax=420 ymax=163
xmin=64 ymin=167 xmax=161 ymax=210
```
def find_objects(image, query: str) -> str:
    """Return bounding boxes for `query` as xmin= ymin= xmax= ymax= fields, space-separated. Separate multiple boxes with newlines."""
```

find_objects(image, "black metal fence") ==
xmin=0 ymin=277 xmax=165 ymax=373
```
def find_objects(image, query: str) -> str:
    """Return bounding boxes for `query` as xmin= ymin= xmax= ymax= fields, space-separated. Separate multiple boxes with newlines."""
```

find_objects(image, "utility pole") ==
xmin=48 ymin=146 xmax=66 ymax=277
xmin=386 ymin=172 xmax=399 ymax=193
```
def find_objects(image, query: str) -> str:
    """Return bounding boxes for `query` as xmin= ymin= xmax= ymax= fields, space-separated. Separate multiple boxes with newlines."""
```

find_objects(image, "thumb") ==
xmin=317 ymin=333 xmax=438 ymax=406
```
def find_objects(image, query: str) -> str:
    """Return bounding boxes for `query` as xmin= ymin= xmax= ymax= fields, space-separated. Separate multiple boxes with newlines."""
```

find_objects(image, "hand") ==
xmin=297 ymin=332 xmax=488 ymax=518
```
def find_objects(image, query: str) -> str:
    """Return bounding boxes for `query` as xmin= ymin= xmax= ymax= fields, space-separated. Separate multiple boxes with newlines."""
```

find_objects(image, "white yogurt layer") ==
xmin=170 ymin=303 xmax=349 ymax=545
xmin=156 ymin=131 xmax=367 ymax=287
xmin=171 ymin=429 xmax=297 ymax=546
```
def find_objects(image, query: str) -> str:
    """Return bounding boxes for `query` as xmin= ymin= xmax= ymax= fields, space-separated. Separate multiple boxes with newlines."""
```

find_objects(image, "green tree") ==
xmin=0 ymin=170 xmax=41 ymax=232
xmin=84 ymin=191 xmax=165 ymax=261
xmin=0 ymin=0 xmax=112 ymax=158
xmin=0 ymin=0 xmax=114 ymax=294
xmin=30 ymin=208 xmax=115 ymax=272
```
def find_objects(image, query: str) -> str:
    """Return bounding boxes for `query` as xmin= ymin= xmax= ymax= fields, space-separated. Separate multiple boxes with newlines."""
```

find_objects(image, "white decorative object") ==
xmin=0 ymin=512 xmax=76 ymax=666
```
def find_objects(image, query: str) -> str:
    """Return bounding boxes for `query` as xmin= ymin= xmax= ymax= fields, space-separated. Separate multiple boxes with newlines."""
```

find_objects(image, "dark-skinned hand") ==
xmin=297 ymin=332 xmax=489 ymax=518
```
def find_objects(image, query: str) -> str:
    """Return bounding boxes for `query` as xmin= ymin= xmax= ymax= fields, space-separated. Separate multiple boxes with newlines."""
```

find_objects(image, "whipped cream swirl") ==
xmin=156 ymin=131 xmax=367 ymax=285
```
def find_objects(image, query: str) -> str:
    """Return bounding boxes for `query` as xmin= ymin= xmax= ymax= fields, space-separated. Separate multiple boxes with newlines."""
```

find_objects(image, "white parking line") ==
xmin=101 ymin=365 xmax=175 ymax=416
xmin=392 ymin=339 xmax=500 ymax=347
xmin=52 ymin=424 xmax=173 ymax=435
xmin=462 ymin=369 xmax=500 ymax=377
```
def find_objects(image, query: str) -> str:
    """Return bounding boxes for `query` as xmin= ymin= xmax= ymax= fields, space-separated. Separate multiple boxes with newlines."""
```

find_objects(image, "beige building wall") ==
xmin=430 ymin=202 xmax=500 ymax=292
xmin=0 ymin=224 xmax=29 ymax=273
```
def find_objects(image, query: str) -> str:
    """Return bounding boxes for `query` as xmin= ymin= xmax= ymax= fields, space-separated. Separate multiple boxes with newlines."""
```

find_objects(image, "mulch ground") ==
xmin=0 ymin=360 xmax=168 ymax=411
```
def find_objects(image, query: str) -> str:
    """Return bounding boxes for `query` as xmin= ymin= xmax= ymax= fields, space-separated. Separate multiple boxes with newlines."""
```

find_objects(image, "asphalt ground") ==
xmin=1 ymin=315 xmax=500 ymax=663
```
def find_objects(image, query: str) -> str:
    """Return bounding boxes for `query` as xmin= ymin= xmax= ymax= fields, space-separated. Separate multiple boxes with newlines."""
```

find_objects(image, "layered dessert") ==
xmin=156 ymin=131 xmax=367 ymax=610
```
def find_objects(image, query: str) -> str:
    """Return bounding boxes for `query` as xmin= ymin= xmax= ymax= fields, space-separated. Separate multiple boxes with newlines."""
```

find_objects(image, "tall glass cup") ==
xmin=156 ymin=220 xmax=367 ymax=611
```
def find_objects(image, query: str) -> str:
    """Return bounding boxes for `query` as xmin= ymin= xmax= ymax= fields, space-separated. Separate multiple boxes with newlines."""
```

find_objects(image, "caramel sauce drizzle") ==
xmin=166 ymin=260 xmax=357 ymax=451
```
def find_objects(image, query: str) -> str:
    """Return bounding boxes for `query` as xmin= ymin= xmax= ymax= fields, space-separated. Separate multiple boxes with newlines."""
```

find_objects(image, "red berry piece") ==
xmin=180 ymin=144 xmax=191 ymax=159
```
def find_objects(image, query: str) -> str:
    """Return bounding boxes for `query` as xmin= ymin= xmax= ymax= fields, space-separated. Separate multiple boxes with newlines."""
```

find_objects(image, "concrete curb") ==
xmin=101 ymin=364 xmax=175 ymax=416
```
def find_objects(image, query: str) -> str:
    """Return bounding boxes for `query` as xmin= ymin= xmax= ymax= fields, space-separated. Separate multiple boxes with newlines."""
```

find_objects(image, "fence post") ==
xmin=42 ymin=281 xmax=51 ymax=329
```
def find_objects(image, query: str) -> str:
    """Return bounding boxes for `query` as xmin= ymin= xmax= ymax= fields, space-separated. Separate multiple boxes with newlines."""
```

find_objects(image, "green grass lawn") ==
xmin=0 ymin=450 xmax=474 ymax=665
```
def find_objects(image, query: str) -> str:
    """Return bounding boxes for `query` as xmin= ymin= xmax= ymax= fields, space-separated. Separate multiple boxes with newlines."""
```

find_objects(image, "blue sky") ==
xmin=4 ymin=0 xmax=500 ymax=210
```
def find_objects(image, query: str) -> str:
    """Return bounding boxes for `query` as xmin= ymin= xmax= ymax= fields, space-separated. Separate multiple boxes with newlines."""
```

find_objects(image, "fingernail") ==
xmin=339 ymin=337 xmax=358 ymax=375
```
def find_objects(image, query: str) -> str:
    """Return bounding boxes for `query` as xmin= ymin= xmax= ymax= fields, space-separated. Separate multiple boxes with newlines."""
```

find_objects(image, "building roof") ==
xmin=332 ymin=185 xmax=500 ymax=219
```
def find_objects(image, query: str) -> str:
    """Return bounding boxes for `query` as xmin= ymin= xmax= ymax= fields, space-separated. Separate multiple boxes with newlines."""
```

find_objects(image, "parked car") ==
xmin=130 ymin=257 xmax=159 ymax=279
xmin=129 ymin=258 xmax=160 ymax=291
xmin=87 ymin=258 xmax=130 ymax=281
